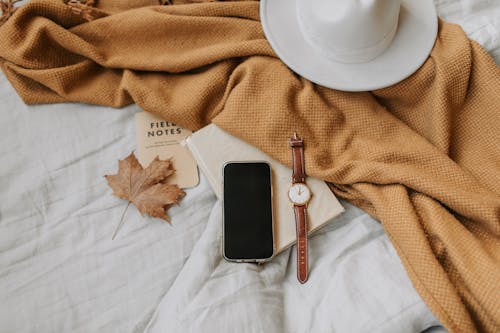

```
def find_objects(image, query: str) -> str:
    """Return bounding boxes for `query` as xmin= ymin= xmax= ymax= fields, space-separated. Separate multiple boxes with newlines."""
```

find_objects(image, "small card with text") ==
xmin=135 ymin=112 xmax=199 ymax=188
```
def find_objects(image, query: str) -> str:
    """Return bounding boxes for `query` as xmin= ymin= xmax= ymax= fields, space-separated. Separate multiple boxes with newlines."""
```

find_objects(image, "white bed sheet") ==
xmin=1 ymin=1 xmax=499 ymax=332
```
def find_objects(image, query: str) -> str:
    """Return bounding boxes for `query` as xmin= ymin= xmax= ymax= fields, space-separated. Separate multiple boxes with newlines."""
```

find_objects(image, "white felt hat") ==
xmin=260 ymin=0 xmax=438 ymax=91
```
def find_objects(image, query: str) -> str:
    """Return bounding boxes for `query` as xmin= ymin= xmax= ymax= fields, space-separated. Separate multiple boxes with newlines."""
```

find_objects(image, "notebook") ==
xmin=135 ymin=112 xmax=199 ymax=189
xmin=185 ymin=124 xmax=344 ymax=255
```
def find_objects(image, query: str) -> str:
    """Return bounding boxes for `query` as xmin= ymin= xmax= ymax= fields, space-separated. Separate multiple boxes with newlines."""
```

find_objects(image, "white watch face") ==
xmin=288 ymin=183 xmax=311 ymax=205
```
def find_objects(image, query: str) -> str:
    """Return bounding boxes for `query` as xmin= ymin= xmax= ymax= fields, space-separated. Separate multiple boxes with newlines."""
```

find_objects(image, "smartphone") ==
xmin=222 ymin=162 xmax=275 ymax=262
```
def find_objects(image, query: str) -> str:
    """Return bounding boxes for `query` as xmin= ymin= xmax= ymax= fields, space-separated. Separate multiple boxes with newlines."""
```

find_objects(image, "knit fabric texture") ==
xmin=0 ymin=1 xmax=499 ymax=332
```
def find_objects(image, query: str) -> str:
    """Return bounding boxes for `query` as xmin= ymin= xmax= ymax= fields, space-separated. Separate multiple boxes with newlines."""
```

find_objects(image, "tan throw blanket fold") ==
xmin=1 ymin=1 xmax=499 ymax=331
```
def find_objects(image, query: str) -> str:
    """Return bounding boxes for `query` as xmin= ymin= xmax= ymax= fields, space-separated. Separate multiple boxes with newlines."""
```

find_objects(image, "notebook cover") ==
xmin=185 ymin=124 xmax=344 ymax=255
xmin=135 ymin=111 xmax=199 ymax=189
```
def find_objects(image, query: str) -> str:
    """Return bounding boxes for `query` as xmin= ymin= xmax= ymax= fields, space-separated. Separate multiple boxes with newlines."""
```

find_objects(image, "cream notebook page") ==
xmin=186 ymin=124 xmax=344 ymax=254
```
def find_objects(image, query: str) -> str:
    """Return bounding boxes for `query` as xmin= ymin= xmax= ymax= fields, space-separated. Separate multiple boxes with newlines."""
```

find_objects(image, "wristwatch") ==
xmin=288 ymin=133 xmax=312 ymax=284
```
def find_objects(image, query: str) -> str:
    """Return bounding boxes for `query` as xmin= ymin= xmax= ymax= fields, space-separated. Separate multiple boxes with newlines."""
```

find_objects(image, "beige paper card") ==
xmin=135 ymin=112 xmax=199 ymax=188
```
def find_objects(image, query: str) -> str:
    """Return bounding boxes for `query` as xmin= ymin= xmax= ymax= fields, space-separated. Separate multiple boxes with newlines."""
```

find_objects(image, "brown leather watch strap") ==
xmin=289 ymin=133 xmax=309 ymax=283
xmin=294 ymin=205 xmax=308 ymax=283
xmin=290 ymin=135 xmax=305 ymax=184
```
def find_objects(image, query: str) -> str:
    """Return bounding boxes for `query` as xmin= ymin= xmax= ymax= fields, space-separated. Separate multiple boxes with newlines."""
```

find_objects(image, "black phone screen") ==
xmin=223 ymin=162 xmax=274 ymax=261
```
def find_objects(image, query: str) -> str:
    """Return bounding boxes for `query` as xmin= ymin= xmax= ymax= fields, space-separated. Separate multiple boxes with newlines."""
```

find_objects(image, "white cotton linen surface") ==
xmin=0 ymin=1 xmax=499 ymax=332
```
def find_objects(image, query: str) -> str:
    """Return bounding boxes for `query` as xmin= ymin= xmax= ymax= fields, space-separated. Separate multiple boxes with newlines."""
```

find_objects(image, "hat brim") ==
xmin=260 ymin=0 xmax=438 ymax=92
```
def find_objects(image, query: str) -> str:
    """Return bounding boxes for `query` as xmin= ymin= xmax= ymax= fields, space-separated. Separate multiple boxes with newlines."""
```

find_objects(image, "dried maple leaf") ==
xmin=105 ymin=152 xmax=185 ymax=238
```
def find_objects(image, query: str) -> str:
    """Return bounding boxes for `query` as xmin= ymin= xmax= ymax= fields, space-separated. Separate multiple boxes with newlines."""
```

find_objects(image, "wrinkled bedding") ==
xmin=1 ymin=1 xmax=499 ymax=332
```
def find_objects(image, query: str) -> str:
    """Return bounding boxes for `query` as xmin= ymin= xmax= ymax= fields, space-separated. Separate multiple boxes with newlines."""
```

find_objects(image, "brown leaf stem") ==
xmin=112 ymin=201 xmax=130 ymax=240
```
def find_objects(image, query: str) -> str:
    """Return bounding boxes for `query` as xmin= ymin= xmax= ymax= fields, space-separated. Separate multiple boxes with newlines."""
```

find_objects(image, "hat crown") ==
xmin=297 ymin=0 xmax=402 ymax=63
